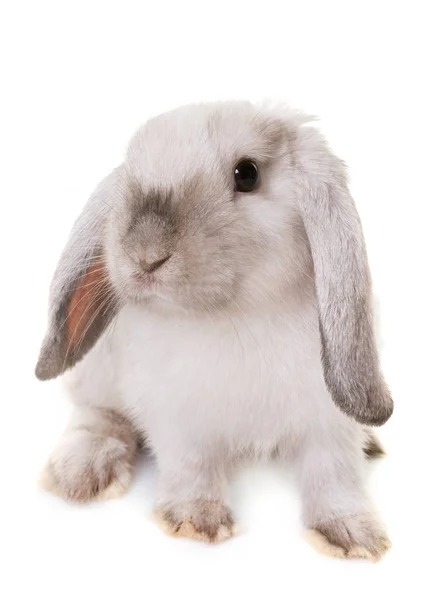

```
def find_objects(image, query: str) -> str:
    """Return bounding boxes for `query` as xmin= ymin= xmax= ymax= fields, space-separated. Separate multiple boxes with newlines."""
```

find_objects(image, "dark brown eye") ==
xmin=234 ymin=160 xmax=259 ymax=193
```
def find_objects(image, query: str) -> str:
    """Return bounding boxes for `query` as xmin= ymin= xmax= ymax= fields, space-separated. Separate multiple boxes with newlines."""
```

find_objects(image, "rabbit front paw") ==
xmin=155 ymin=499 xmax=236 ymax=543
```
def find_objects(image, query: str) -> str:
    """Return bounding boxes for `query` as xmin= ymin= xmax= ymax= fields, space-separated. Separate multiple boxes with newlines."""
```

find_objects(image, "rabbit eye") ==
xmin=234 ymin=160 xmax=259 ymax=193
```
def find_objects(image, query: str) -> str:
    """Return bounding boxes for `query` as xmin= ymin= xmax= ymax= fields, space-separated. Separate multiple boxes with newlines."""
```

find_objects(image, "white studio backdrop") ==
xmin=1 ymin=1 xmax=440 ymax=599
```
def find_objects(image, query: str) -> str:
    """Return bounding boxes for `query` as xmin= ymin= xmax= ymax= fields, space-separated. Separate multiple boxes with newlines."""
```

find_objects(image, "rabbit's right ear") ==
xmin=35 ymin=167 xmax=123 ymax=381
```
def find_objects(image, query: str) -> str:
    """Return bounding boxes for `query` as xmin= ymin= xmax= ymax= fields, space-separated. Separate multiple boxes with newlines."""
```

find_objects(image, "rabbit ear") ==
xmin=295 ymin=139 xmax=393 ymax=426
xmin=35 ymin=167 xmax=123 ymax=381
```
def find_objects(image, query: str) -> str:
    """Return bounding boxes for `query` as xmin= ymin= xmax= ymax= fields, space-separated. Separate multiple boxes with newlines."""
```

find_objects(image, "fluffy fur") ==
xmin=36 ymin=102 xmax=392 ymax=559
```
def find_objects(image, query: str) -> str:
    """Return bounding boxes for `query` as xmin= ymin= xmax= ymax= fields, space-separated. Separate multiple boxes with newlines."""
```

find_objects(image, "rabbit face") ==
xmin=105 ymin=103 xmax=311 ymax=313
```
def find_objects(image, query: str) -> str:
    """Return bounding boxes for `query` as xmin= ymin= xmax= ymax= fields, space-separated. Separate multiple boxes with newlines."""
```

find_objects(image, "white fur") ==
xmin=66 ymin=285 xmax=367 ymax=514
xmin=39 ymin=102 xmax=390 ymax=556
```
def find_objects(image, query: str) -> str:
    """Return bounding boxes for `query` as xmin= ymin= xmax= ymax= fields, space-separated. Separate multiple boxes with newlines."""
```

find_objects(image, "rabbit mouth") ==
xmin=134 ymin=271 xmax=160 ymax=287
xmin=131 ymin=278 xmax=170 ymax=302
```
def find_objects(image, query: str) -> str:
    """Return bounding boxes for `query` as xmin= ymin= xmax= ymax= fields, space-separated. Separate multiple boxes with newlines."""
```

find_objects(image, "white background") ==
xmin=1 ymin=1 xmax=440 ymax=598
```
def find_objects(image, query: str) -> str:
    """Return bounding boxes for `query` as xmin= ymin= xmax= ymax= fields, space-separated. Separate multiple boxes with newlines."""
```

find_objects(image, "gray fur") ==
xmin=291 ymin=133 xmax=393 ymax=426
xmin=35 ymin=167 xmax=123 ymax=380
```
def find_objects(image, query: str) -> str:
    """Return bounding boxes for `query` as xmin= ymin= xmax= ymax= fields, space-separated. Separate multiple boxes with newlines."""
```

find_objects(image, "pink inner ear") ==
xmin=66 ymin=260 xmax=108 ymax=348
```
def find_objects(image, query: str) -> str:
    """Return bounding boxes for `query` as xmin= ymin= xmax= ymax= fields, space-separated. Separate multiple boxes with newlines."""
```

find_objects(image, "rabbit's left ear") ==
xmin=292 ymin=129 xmax=393 ymax=426
xmin=35 ymin=167 xmax=123 ymax=381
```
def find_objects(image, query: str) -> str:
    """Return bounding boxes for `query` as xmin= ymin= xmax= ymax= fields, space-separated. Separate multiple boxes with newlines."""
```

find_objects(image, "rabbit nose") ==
xmin=138 ymin=255 xmax=171 ymax=274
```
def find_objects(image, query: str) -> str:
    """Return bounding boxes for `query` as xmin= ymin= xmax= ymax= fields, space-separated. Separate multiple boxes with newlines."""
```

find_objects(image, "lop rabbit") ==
xmin=36 ymin=102 xmax=392 ymax=559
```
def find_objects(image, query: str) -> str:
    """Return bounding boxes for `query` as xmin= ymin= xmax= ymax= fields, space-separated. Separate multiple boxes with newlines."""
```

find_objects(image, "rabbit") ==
xmin=35 ymin=101 xmax=393 ymax=560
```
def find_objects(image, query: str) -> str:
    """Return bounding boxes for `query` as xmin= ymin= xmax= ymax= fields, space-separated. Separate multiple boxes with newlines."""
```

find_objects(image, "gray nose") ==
xmin=139 ymin=254 xmax=171 ymax=274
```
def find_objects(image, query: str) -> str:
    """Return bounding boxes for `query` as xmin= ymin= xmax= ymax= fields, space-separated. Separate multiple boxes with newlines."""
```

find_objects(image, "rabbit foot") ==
xmin=155 ymin=500 xmax=236 ymax=543
xmin=40 ymin=427 xmax=136 ymax=503
xmin=305 ymin=513 xmax=391 ymax=561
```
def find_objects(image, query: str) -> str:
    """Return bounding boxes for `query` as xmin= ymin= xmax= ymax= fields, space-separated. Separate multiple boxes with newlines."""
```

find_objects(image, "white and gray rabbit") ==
xmin=36 ymin=102 xmax=393 ymax=560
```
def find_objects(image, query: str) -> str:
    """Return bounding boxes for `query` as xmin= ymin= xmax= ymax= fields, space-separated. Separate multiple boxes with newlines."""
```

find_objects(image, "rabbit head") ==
xmin=35 ymin=101 xmax=393 ymax=426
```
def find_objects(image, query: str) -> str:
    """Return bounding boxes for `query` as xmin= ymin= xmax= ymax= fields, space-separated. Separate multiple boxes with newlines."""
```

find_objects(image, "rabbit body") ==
xmin=37 ymin=102 xmax=392 ymax=558
xmin=67 ymin=279 xmax=362 ymax=455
